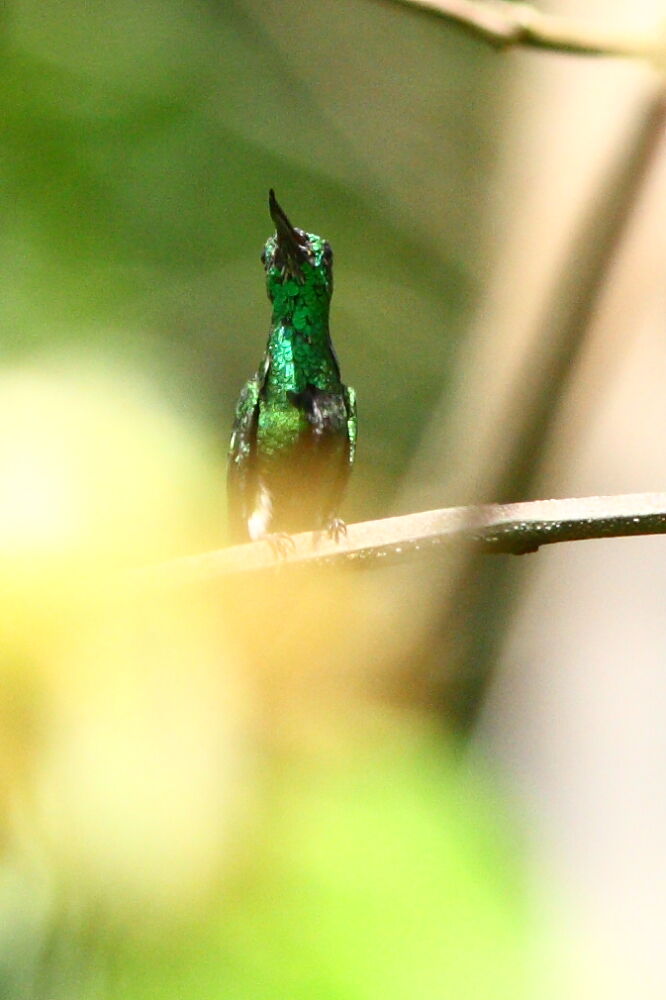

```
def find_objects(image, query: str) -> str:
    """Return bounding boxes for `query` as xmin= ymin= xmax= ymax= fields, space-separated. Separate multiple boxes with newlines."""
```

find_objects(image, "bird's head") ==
xmin=262 ymin=190 xmax=333 ymax=310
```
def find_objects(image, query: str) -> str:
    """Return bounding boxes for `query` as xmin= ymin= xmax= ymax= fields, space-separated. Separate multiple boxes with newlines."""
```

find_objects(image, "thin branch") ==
xmin=391 ymin=81 xmax=666 ymax=730
xmin=138 ymin=492 xmax=666 ymax=584
xmin=402 ymin=87 xmax=666 ymax=516
xmin=490 ymin=89 xmax=666 ymax=505
xmin=385 ymin=0 xmax=662 ymax=61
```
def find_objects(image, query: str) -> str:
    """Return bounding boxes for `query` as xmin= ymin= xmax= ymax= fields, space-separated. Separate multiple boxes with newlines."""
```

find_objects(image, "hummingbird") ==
xmin=227 ymin=189 xmax=357 ymax=543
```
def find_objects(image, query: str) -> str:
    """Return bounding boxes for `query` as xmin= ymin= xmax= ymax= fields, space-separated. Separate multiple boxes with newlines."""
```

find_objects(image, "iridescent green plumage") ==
xmin=227 ymin=190 xmax=356 ymax=542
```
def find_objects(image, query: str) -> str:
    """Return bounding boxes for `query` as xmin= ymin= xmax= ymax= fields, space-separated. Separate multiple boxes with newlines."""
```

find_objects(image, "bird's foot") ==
xmin=325 ymin=517 xmax=347 ymax=543
xmin=266 ymin=532 xmax=296 ymax=559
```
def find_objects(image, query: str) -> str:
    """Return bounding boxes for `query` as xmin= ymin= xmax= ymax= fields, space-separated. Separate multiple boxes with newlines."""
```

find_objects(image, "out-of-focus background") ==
xmin=2 ymin=0 xmax=666 ymax=996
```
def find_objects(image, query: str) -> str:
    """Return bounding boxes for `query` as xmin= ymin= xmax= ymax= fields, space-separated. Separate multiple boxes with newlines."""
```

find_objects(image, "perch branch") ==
xmin=138 ymin=492 xmax=666 ymax=584
xmin=384 ymin=0 xmax=662 ymax=61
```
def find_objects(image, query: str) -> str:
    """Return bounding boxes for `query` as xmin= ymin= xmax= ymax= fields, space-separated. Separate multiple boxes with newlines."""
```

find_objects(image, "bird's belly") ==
xmin=254 ymin=412 xmax=348 ymax=534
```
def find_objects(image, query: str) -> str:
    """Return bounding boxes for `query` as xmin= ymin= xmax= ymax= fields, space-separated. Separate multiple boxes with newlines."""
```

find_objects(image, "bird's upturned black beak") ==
xmin=269 ymin=189 xmax=311 ymax=273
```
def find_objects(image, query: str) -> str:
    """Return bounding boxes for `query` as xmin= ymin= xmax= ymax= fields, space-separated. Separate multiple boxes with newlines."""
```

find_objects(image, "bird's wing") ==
xmin=344 ymin=385 xmax=357 ymax=465
xmin=318 ymin=383 xmax=357 ymax=530
xmin=226 ymin=374 xmax=262 ymax=542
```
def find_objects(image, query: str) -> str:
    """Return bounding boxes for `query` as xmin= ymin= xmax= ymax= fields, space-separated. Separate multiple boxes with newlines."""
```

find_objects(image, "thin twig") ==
xmin=385 ymin=0 xmax=662 ymax=61
xmin=137 ymin=493 xmax=666 ymax=584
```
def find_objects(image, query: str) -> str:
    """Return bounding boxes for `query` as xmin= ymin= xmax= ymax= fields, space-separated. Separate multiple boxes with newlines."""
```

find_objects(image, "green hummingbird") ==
xmin=227 ymin=189 xmax=357 ymax=543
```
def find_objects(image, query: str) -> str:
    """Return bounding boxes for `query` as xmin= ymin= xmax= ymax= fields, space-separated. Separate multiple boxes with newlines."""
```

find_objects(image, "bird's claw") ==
xmin=325 ymin=517 xmax=347 ymax=543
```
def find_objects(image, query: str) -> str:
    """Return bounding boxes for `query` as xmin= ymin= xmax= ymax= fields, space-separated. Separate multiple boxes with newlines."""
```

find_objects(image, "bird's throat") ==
xmin=265 ymin=322 xmax=340 ymax=398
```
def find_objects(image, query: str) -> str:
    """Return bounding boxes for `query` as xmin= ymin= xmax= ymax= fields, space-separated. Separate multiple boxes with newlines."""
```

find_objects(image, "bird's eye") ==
xmin=260 ymin=248 xmax=267 ymax=266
